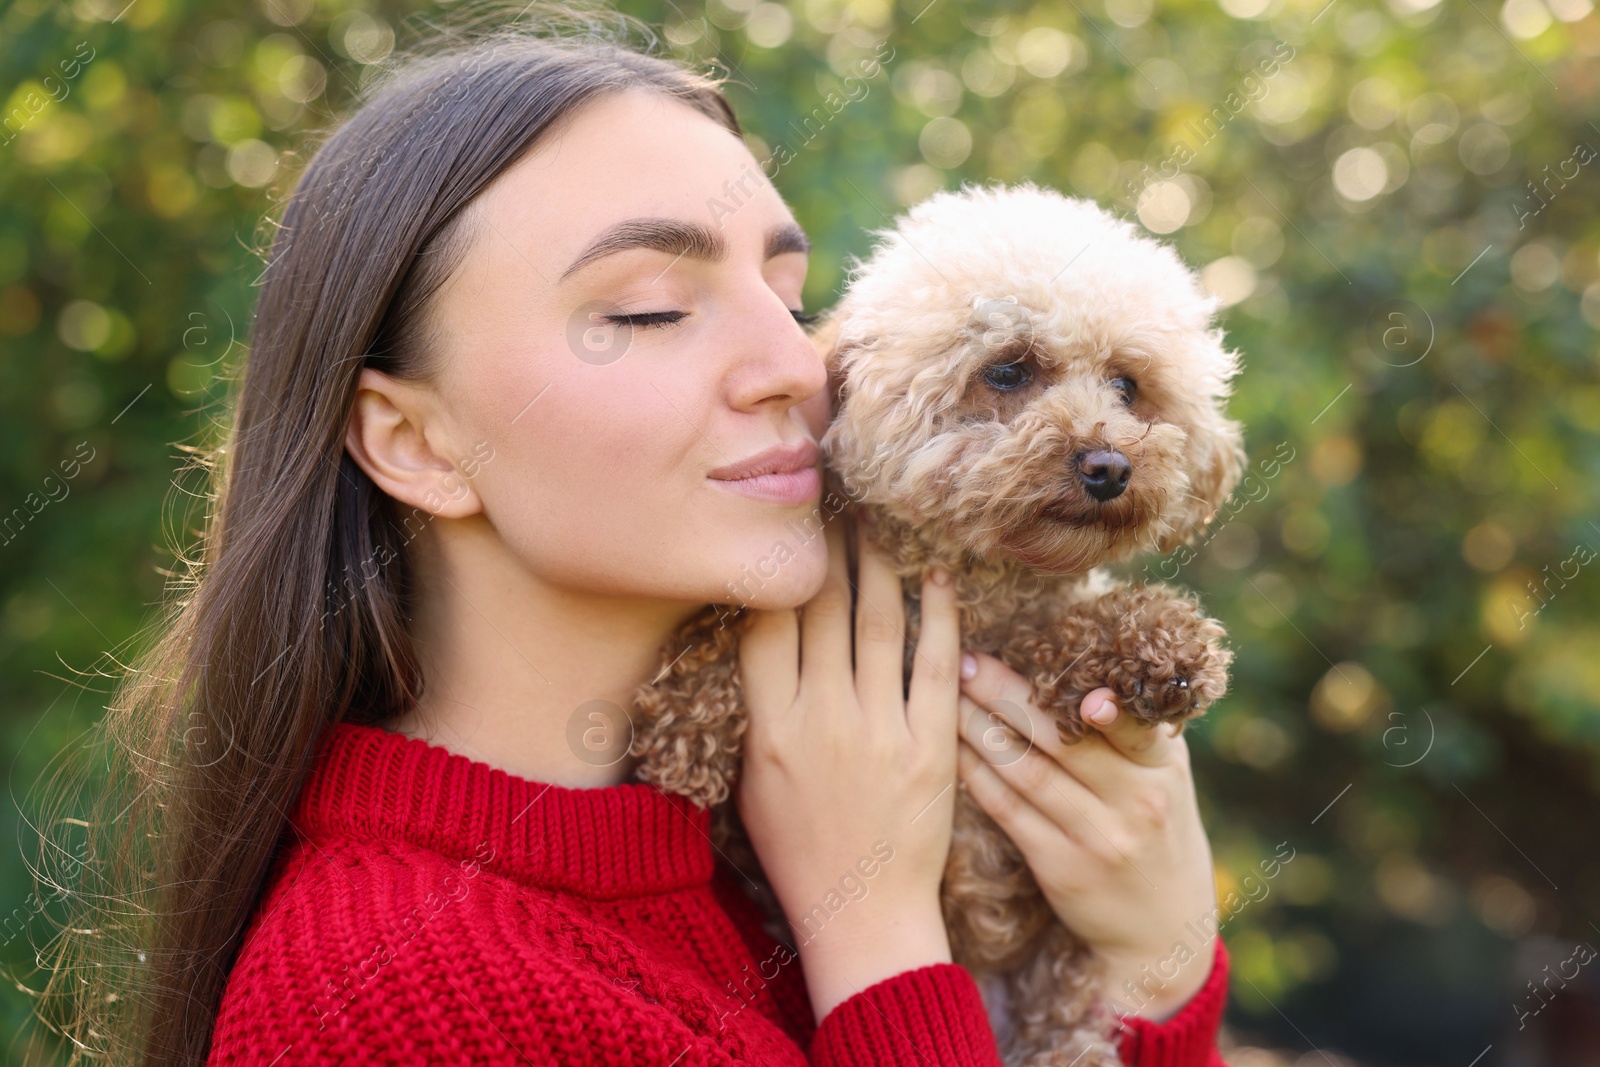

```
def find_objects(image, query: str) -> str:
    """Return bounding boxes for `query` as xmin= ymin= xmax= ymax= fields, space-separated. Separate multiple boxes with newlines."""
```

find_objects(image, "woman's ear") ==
xmin=344 ymin=367 xmax=483 ymax=519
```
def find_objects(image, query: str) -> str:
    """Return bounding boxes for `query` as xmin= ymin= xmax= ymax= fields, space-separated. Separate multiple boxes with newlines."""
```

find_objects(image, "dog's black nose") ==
xmin=1078 ymin=449 xmax=1131 ymax=502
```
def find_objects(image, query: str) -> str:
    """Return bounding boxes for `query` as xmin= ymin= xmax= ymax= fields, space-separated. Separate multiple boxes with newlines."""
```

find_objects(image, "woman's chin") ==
xmin=707 ymin=534 xmax=830 ymax=612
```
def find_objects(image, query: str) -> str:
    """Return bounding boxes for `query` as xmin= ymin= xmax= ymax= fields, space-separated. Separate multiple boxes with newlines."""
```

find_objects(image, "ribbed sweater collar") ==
xmin=289 ymin=722 xmax=715 ymax=899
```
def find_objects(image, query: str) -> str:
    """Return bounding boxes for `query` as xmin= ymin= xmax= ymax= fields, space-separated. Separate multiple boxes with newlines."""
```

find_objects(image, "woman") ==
xmin=40 ymin=13 xmax=1229 ymax=1067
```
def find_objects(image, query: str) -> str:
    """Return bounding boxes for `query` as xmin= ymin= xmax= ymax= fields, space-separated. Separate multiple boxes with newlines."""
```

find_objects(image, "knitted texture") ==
xmin=205 ymin=723 xmax=1230 ymax=1065
xmin=1115 ymin=930 xmax=1231 ymax=1067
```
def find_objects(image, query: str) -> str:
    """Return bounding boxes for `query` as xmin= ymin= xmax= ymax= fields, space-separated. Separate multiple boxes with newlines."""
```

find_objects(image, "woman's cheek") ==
xmin=799 ymin=386 xmax=830 ymax=439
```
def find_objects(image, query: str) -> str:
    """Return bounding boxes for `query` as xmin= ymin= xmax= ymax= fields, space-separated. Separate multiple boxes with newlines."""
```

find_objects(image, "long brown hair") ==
xmin=28 ymin=8 xmax=742 ymax=1065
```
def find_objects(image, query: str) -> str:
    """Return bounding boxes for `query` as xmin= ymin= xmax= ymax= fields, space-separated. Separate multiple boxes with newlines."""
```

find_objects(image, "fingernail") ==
xmin=960 ymin=653 xmax=978 ymax=680
xmin=930 ymin=567 xmax=951 ymax=586
xmin=1088 ymin=698 xmax=1117 ymax=724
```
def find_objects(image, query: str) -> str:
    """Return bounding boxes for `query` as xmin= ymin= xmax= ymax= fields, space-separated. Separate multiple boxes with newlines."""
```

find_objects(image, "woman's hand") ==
xmin=953 ymin=651 xmax=1218 ymax=1022
xmin=737 ymin=514 xmax=964 ymax=1024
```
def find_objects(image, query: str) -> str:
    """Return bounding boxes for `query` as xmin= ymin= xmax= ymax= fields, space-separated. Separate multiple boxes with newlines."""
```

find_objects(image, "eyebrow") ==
xmin=558 ymin=217 xmax=810 ymax=282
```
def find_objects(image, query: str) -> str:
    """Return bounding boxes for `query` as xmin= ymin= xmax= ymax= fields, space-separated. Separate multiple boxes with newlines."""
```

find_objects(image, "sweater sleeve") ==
xmin=809 ymin=962 xmax=1004 ymax=1067
xmin=1115 ymin=937 xmax=1231 ymax=1067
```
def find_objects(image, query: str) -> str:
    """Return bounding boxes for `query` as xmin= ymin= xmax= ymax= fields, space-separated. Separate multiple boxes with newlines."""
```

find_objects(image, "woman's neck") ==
xmin=389 ymin=517 xmax=703 ymax=788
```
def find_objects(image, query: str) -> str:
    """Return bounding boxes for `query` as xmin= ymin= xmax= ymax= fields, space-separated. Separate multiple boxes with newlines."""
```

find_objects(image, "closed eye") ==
xmin=601 ymin=310 xmax=688 ymax=329
xmin=602 ymin=309 xmax=817 ymax=328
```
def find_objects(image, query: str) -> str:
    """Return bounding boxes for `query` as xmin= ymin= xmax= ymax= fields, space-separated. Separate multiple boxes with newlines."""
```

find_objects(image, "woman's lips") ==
xmin=707 ymin=439 xmax=822 ymax=505
xmin=709 ymin=465 xmax=821 ymax=505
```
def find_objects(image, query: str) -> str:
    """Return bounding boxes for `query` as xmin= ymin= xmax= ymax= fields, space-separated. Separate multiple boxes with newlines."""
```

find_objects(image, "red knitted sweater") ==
xmin=206 ymin=723 xmax=1231 ymax=1065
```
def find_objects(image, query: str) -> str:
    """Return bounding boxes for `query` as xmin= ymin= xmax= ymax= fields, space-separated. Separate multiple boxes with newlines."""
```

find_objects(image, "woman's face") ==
xmin=423 ymin=89 xmax=832 ymax=610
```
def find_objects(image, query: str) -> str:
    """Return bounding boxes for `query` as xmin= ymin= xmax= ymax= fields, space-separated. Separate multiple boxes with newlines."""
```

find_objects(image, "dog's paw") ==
xmin=1012 ymin=585 xmax=1233 ymax=741
xmin=1094 ymin=586 xmax=1232 ymax=725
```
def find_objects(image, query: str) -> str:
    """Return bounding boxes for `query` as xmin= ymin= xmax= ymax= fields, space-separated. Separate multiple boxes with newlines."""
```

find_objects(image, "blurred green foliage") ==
xmin=1 ymin=0 xmax=1596 ymax=1062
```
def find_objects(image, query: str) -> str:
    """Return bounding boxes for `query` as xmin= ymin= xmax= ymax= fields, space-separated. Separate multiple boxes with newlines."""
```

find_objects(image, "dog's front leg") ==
xmin=998 ymin=579 xmax=1233 ymax=739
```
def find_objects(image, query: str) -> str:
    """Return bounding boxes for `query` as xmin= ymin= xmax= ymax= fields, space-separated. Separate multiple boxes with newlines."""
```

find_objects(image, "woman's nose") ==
xmin=727 ymin=299 xmax=828 ymax=412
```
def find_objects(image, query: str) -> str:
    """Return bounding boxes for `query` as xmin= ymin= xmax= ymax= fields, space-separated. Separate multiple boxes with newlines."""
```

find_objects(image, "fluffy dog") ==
xmin=630 ymin=182 xmax=1246 ymax=1066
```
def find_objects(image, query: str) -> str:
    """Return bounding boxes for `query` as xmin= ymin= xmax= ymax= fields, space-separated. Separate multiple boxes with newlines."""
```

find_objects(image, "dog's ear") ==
xmin=1157 ymin=402 xmax=1246 ymax=555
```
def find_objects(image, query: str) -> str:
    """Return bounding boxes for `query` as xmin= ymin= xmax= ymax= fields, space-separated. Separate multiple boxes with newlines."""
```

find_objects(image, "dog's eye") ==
xmin=1111 ymin=376 xmax=1137 ymax=404
xmin=984 ymin=361 xmax=1033 ymax=390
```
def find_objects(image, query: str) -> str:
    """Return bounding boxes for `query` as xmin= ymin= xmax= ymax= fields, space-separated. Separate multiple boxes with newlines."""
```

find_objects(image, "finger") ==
xmin=957 ymin=700 xmax=1111 ymax=843
xmin=798 ymin=512 xmax=854 ymax=701
xmin=955 ymin=692 xmax=1036 ymax=771
xmin=1082 ymin=689 xmax=1186 ymax=768
xmin=957 ymin=650 xmax=1066 ymax=763
xmin=956 ymin=741 xmax=1083 ymax=871
xmin=962 ymin=653 xmax=1179 ymax=784
xmin=906 ymin=564 xmax=961 ymax=744
xmin=738 ymin=607 xmax=799 ymax=720
xmin=960 ymin=735 xmax=1151 ymax=884
xmin=853 ymin=516 xmax=907 ymax=713
xmin=1083 ymin=687 xmax=1120 ymax=726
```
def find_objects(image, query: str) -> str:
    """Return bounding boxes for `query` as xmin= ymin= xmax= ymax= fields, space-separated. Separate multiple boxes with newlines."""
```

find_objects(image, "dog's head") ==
xmin=819 ymin=182 xmax=1246 ymax=575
